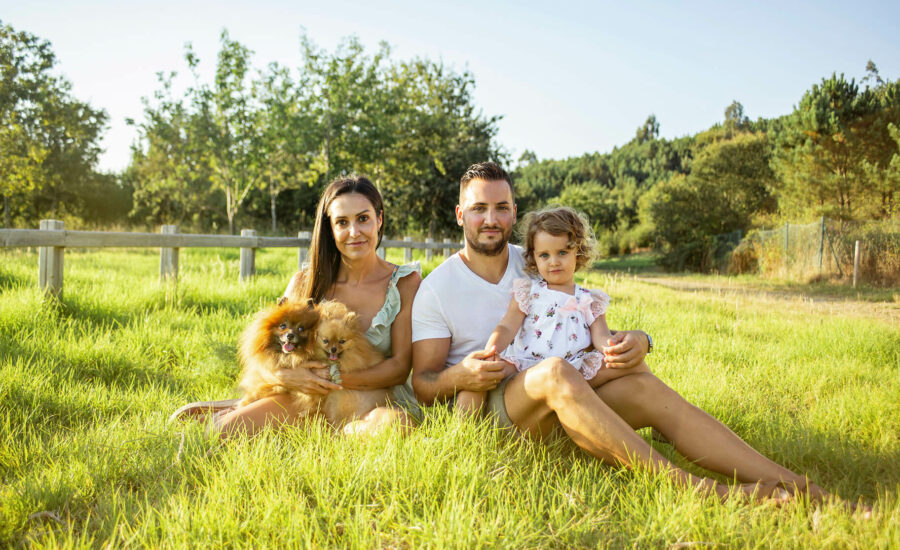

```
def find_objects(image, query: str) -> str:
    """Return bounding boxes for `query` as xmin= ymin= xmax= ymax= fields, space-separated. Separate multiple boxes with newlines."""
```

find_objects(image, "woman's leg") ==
xmin=594 ymin=370 xmax=827 ymax=500
xmin=342 ymin=406 xmax=416 ymax=436
xmin=214 ymin=394 xmax=306 ymax=438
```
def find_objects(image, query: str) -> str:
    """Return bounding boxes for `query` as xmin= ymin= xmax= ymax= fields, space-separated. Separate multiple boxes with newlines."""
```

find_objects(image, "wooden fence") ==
xmin=0 ymin=220 xmax=462 ymax=297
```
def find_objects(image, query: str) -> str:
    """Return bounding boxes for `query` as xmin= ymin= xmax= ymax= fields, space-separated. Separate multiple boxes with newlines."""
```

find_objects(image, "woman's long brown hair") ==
xmin=300 ymin=176 xmax=385 ymax=302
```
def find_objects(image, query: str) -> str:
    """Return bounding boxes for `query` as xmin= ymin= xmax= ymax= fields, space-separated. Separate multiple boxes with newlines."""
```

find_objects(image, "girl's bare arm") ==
xmin=484 ymin=297 xmax=527 ymax=357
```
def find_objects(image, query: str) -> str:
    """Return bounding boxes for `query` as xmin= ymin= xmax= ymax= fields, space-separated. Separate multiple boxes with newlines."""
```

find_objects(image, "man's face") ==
xmin=456 ymin=178 xmax=516 ymax=256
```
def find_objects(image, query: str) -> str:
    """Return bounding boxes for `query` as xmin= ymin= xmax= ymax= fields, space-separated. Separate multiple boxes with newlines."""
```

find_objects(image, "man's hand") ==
xmin=276 ymin=363 xmax=342 ymax=395
xmin=603 ymin=331 xmax=649 ymax=369
xmin=455 ymin=346 xmax=509 ymax=391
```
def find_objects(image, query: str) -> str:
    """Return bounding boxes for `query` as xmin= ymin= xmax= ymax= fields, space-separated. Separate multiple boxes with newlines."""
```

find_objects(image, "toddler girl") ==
xmin=457 ymin=206 xmax=612 ymax=415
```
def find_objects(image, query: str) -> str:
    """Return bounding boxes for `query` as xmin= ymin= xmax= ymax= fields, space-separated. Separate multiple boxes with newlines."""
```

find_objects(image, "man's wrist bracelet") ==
xmin=645 ymin=332 xmax=654 ymax=353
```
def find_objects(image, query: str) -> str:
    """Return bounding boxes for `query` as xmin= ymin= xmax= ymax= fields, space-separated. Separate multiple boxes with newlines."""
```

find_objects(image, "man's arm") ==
xmin=411 ymin=338 xmax=508 ymax=406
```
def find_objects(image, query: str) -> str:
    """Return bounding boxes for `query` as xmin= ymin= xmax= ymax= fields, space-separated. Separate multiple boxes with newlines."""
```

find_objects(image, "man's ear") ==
xmin=455 ymin=204 xmax=463 ymax=226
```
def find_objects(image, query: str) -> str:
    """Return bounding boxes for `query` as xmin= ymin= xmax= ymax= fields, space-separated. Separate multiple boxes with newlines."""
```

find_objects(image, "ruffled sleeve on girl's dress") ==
xmin=511 ymin=278 xmax=534 ymax=313
xmin=588 ymin=289 xmax=610 ymax=319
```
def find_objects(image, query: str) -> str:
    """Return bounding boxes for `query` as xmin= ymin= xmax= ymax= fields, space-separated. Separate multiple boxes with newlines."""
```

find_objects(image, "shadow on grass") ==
xmin=0 ymin=269 xmax=27 ymax=291
xmin=634 ymin=423 xmax=899 ymax=502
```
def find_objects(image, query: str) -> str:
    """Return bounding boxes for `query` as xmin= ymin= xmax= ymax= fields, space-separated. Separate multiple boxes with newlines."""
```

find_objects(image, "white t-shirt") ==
xmin=412 ymin=244 xmax=527 ymax=369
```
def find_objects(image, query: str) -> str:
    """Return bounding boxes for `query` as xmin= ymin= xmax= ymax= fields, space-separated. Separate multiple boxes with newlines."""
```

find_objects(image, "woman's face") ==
xmin=328 ymin=192 xmax=382 ymax=261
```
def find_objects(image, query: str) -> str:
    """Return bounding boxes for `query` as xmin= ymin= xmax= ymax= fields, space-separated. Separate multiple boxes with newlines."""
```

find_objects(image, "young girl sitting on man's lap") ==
xmin=457 ymin=206 xmax=614 ymax=415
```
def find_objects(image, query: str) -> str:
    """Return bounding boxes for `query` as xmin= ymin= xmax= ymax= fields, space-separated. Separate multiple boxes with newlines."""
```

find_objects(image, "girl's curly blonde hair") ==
xmin=520 ymin=206 xmax=597 ymax=276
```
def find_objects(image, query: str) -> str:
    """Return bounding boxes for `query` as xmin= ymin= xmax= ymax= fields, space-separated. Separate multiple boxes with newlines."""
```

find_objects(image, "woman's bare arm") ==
xmin=340 ymin=270 xmax=422 ymax=390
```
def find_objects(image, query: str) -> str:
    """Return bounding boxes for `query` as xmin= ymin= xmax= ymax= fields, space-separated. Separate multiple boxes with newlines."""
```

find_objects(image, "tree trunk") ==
xmin=270 ymin=184 xmax=277 ymax=234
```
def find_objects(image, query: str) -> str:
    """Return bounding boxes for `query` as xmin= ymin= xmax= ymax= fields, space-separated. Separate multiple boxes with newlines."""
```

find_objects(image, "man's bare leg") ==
xmin=593 ymin=371 xmax=828 ymax=500
xmin=502 ymin=358 xmax=729 ymax=498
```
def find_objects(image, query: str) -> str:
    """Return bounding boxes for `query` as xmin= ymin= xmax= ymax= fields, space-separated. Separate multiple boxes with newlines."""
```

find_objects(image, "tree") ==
xmin=635 ymin=114 xmax=659 ymax=143
xmin=0 ymin=21 xmax=107 ymax=227
xmin=128 ymin=71 xmax=218 ymax=228
xmin=771 ymin=73 xmax=890 ymax=219
xmin=253 ymin=63 xmax=320 ymax=232
xmin=380 ymin=58 xmax=502 ymax=238
xmin=724 ymin=100 xmax=749 ymax=135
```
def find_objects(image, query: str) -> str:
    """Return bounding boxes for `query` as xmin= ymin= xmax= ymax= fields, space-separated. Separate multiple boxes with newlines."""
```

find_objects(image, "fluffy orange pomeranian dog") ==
xmin=314 ymin=300 xmax=391 ymax=427
xmin=314 ymin=300 xmax=383 ymax=373
xmin=237 ymin=298 xmax=321 ymax=409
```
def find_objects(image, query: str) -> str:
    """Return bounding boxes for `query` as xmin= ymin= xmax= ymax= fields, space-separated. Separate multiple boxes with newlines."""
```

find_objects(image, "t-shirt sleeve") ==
xmin=411 ymin=283 xmax=452 ymax=342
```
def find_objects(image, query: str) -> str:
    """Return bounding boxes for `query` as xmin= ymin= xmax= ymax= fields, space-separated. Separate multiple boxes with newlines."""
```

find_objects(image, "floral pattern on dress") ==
xmin=500 ymin=277 xmax=611 ymax=380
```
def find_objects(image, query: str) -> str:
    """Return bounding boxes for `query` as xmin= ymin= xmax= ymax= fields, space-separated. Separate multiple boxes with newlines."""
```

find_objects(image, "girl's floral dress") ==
xmin=501 ymin=277 xmax=610 ymax=380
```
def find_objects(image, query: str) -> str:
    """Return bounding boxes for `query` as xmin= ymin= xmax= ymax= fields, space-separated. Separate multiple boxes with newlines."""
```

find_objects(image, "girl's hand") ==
xmin=276 ymin=363 xmax=343 ymax=395
xmin=602 ymin=331 xmax=648 ymax=369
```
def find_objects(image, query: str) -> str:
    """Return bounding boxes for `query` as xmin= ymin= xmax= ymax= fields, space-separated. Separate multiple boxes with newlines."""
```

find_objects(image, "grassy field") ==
xmin=1 ymin=246 xmax=898 ymax=548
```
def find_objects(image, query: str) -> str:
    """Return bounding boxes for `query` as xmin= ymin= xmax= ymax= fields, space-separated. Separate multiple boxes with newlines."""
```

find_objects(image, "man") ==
xmin=410 ymin=161 xmax=826 ymax=501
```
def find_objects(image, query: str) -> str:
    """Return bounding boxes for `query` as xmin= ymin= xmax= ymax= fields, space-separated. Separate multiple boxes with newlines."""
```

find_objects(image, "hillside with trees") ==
xmin=2 ymin=20 xmax=899 ymax=275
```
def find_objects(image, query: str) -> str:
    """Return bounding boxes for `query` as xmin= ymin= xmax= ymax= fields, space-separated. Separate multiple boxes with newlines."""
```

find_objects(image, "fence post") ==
xmin=853 ymin=240 xmax=860 ymax=287
xmin=38 ymin=219 xmax=64 ymax=298
xmin=376 ymin=246 xmax=386 ymax=260
xmin=783 ymin=222 xmax=790 ymax=254
xmin=818 ymin=216 xmax=826 ymax=273
xmin=443 ymin=238 xmax=453 ymax=257
xmin=425 ymin=237 xmax=434 ymax=262
xmin=240 ymin=229 xmax=257 ymax=282
xmin=298 ymin=230 xmax=311 ymax=269
xmin=159 ymin=225 xmax=179 ymax=281
xmin=403 ymin=236 xmax=413 ymax=263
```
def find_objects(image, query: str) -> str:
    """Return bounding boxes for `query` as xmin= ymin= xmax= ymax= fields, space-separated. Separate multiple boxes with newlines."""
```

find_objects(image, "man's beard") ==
xmin=463 ymin=224 xmax=511 ymax=257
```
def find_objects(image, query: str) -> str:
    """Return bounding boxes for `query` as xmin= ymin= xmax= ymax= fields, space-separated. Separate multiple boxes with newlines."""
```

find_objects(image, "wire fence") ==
xmin=730 ymin=217 xmax=900 ymax=286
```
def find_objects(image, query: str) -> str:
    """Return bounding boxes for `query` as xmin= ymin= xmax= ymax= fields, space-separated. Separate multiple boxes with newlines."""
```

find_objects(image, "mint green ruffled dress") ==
xmin=368 ymin=262 xmax=422 ymax=421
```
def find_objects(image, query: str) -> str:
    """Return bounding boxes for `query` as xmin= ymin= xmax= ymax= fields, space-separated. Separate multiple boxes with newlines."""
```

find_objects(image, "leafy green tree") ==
xmin=197 ymin=32 xmax=259 ymax=234
xmin=771 ymin=73 xmax=897 ymax=219
xmin=127 ymin=71 xmax=218 ymax=228
xmin=381 ymin=58 xmax=502 ymax=237
xmin=557 ymin=182 xmax=619 ymax=232
xmin=1 ymin=21 xmax=107 ymax=227
xmin=252 ymin=63 xmax=320 ymax=232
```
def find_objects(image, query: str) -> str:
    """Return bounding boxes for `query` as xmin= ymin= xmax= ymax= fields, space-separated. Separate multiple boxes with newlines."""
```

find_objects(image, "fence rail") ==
xmin=1 ymin=220 xmax=462 ymax=297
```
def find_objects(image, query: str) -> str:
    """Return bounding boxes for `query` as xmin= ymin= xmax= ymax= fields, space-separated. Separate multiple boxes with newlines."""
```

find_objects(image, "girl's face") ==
xmin=328 ymin=192 xmax=382 ymax=261
xmin=532 ymin=230 xmax=577 ymax=289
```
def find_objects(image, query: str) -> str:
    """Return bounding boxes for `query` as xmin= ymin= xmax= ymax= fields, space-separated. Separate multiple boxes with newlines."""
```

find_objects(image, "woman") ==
xmin=175 ymin=176 xmax=421 ymax=437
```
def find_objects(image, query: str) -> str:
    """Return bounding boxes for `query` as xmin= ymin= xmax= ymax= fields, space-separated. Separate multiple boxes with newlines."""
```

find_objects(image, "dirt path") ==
xmin=633 ymin=275 xmax=900 ymax=325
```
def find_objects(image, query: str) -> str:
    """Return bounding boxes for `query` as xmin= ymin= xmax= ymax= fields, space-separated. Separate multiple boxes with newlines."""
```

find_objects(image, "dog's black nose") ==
xmin=286 ymin=333 xmax=296 ymax=341
xmin=329 ymin=347 xmax=337 ymax=353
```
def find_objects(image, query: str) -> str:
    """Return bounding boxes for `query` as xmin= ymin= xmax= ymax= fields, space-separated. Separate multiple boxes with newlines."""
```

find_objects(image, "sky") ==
xmin=4 ymin=0 xmax=899 ymax=173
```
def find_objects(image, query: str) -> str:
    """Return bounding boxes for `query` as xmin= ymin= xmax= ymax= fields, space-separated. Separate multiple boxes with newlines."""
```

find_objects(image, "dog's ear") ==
xmin=306 ymin=298 xmax=315 ymax=309
xmin=277 ymin=296 xmax=288 ymax=306
xmin=345 ymin=311 xmax=359 ymax=330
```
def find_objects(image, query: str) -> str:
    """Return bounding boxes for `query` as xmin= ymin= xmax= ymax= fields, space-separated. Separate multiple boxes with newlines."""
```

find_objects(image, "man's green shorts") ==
xmin=485 ymin=375 xmax=515 ymax=428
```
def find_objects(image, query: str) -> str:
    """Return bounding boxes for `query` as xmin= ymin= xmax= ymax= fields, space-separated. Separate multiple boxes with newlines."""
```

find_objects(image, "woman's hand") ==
xmin=602 ymin=331 xmax=649 ymax=369
xmin=275 ymin=363 xmax=343 ymax=395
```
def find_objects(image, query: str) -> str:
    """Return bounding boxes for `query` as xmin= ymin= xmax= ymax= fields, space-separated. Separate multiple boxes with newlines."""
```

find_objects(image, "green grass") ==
xmin=2 ymin=247 xmax=899 ymax=547
xmin=592 ymin=251 xmax=663 ymax=274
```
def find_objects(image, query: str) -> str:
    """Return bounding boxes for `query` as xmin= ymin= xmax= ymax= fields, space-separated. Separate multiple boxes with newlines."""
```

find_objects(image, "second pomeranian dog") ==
xmin=237 ymin=298 xmax=320 ymax=410
xmin=314 ymin=300 xmax=392 ymax=427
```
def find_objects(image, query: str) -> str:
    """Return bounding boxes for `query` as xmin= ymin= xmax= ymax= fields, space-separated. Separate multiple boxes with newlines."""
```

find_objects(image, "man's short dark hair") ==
xmin=459 ymin=161 xmax=515 ymax=203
